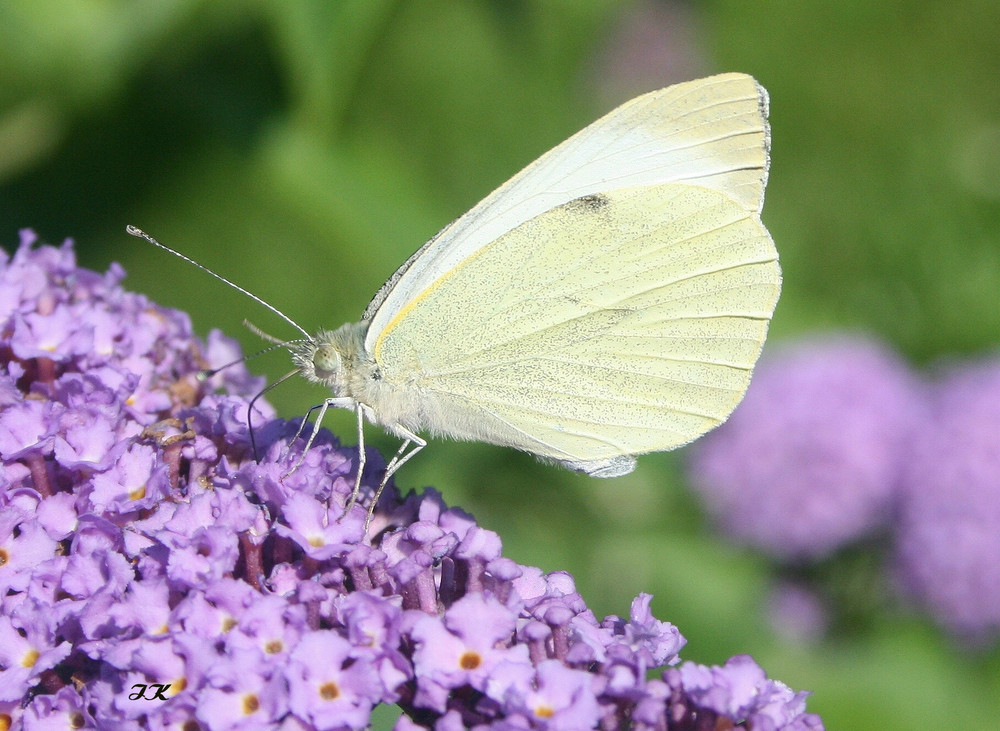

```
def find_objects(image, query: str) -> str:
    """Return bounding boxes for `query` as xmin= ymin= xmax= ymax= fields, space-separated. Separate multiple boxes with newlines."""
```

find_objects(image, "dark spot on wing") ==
xmin=566 ymin=193 xmax=610 ymax=213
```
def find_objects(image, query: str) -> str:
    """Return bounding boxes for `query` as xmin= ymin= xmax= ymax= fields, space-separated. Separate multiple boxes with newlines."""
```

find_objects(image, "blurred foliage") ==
xmin=2 ymin=0 xmax=1000 ymax=728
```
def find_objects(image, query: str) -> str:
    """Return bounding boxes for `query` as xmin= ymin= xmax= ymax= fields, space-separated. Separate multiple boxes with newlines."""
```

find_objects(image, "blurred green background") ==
xmin=3 ymin=0 xmax=999 ymax=727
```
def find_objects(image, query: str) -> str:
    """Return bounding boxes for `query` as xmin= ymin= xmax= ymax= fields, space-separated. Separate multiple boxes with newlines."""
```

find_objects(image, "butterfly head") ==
xmin=291 ymin=323 xmax=368 ymax=395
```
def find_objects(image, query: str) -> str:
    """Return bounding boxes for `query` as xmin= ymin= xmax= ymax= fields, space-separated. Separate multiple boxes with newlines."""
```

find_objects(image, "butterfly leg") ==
xmin=340 ymin=402 xmax=369 ymax=520
xmin=289 ymin=403 xmax=325 ymax=444
xmin=285 ymin=397 xmax=356 ymax=479
xmin=362 ymin=427 xmax=426 ymax=530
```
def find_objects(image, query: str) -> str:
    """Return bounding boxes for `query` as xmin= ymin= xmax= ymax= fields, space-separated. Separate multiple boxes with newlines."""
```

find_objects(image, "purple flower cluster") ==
xmin=688 ymin=332 xmax=1000 ymax=645
xmin=688 ymin=335 xmax=923 ymax=562
xmin=894 ymin=357 xmax=1000 ymax=644
xmin=0 ymin=231 xmax=823 ymax=729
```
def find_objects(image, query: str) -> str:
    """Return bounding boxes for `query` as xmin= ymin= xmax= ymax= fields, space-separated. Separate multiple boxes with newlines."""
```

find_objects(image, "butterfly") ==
xmin=131 ymin=72 xmax=780 ymax=529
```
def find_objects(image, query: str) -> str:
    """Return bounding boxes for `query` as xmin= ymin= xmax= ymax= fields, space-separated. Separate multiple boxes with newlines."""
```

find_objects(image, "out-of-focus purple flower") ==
xmin=589 ymin=0 xmax=706 ymax=104
xmin=766 ymin=582 xmax=830 ymax=645
xmin=688 ymin=334 xmax=923 ymax=562
xmin=0 ymin=231 xmax=823 ymax=729
xmin=894 ymin=356 xmax=1000 ymax=644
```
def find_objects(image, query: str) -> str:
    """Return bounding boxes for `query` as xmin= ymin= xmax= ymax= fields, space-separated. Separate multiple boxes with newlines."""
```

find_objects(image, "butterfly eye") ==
xmin=312 ymin=344 xmax=342 ymax=380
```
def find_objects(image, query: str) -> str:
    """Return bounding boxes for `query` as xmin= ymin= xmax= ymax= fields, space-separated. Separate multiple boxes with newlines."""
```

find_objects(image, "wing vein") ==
xmin=434 ymin=384 xmax=724 ymax=424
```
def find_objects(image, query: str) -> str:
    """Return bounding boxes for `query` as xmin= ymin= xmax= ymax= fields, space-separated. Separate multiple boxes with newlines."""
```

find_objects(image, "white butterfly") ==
xmin=131 ymin=72 xmax=780 ymax=528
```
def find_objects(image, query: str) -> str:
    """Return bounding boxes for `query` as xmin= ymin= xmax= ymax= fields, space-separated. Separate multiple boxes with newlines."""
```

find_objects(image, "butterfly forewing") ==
xmin=362 ymin=73 xmax=770 ymax=352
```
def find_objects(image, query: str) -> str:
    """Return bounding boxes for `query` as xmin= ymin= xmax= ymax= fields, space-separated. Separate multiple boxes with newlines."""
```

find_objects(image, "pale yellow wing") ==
xmin=372 ymin=183 xmax=780 ymax=475
xmin=362 ymin=73 xmax=770 ymax=354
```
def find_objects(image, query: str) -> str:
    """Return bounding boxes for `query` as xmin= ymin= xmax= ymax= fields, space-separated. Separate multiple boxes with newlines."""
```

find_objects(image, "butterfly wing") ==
xmin=370 ymin=183 xmax=780 ymax=474
xmin=362 ymin=73 xmax=770 ymax=353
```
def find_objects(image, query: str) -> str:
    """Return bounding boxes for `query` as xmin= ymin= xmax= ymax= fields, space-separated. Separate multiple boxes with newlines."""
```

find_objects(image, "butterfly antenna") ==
xmin=126 ymin=225 xmax=311 ymax=340
xmin=197 ymin=340 xmax=293 ymax=382
xmin=246 ymin=368 xmax=305 ymax=461
xmin=199 ymin=323 xmax=313 ymax=381
xmin=243 ymin=319 xmax=312 ymax=348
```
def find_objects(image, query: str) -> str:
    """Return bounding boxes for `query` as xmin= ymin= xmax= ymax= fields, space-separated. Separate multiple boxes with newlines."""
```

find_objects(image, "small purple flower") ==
xmin=0 ymin=399 xmax=55 ymax=463
xmin=90 ymin=443 xmax=170 ymax=513
xmin=286 ymin=630 xmax=382 ymax=730
xmin=9 ymin=309 xmax=94 ymax=362
xmin=224 ymin=592 xmax=308 ymax=661
xmin=688 ymin=334 xmax=923 ymax=561
xmin=0 ymin=610 xmax=72 ymax=702
xmin=0 ymin=232 xmax=823 ymax=729
xmin=53 ymin=407 xmax=120 ymax=471
xmin=410 ymin=593 xmax=532 ymax=711
xmin=502 ymin=659 xmax=601 ymax=729
xmin=0 ymin=506 xmax=60 ymax=595
xmin=197 ymin=648 xmax=288 ymax=729
xmin=894 ymin=356 xmax=1000 ymax=643
xmin=17 ymin=685 xmax=95 ymax=729
xmin=275 ymin=492 xmax=366 ymax=559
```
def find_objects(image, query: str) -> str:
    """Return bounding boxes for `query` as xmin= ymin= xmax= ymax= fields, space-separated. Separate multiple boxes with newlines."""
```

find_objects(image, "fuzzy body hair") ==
xmin=291 ymin=322 xmax=527 ymax=446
